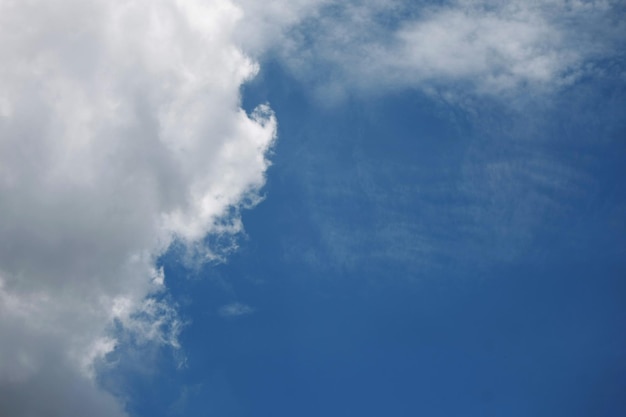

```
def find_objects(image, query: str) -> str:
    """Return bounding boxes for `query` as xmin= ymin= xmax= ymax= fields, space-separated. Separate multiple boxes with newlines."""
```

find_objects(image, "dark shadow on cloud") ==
xmin=0 ymin=358 xmax=127 ymax=417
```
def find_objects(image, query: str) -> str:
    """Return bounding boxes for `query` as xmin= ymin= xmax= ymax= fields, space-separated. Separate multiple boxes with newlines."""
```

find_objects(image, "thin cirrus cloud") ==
xmin=218 ymin=302 xmax=255 ymax=318
xmin=0 ymin=0 xmax=622 ymax=416
xmin=275 ymin=0 xmax=624 ymax=97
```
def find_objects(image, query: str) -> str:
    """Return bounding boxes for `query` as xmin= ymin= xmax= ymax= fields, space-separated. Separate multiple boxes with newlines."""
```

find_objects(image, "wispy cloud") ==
xmin=271 ymin=0 xmax=625 ymax=98
xmin=1 ymin=0 xmax=622 ymax=415
xmin=218 ymin=302 xmax=255 ymax=318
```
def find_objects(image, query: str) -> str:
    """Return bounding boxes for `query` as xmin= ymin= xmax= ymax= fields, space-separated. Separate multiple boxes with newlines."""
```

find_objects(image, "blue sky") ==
xmin=120 ymin=60 xmax=626 ymax=416
xmin=1 ymin=1 xmax=625 ymax=417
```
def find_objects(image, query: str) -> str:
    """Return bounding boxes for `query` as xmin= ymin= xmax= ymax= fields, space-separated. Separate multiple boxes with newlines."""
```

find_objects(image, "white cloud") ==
xmin=391 ymin=5 xmax=570 ymax=91
xmin=273 ymin=0 xmax=624 ymax=98
xmin=234 ymin=0 xmax=330 ymax=53
xmin=218 ymin=302 xmax=255 ymax=317
xmin=0 ymin=0 xmax=622 ymax=415
xmin=0 ymin=0 xmax=275 ymax=415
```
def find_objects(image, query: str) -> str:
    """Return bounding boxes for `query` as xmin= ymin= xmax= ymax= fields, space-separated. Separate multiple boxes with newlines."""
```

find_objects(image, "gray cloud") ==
xmin=0 ymin=0 xmax=275 ymax=415
xmin=1 ymin=0 xmax=622 ymax=415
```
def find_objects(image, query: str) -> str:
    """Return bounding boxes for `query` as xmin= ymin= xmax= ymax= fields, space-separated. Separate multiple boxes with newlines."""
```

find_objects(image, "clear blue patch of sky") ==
xmin=116 ymin=58 xmax=626 ymax=417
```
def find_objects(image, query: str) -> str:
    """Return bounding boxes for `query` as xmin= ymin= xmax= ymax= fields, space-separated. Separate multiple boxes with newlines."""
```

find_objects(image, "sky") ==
xmin=0 ymin=1 xmax=625 ymax=416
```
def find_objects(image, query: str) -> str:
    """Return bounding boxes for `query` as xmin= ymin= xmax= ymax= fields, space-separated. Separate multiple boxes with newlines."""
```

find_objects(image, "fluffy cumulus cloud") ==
xmin=1 ymin=0 xmax=623 ymax=415
xmin=0 ymin=0 xmax=276 ymax=415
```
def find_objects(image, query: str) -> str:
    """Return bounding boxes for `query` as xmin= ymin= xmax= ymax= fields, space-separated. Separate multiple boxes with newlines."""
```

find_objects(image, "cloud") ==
xmin=218 ymin=302 xmax=255 ymax=318
xmin=273 ymin=0 xmax=625 ymax=98
xmin=0 ymin=0 xmax=275 ymax=415
xmin=1 ymin=0 xmax=622 ymax=415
